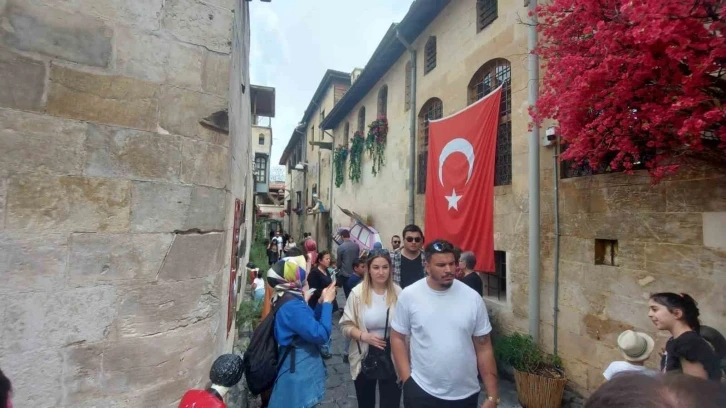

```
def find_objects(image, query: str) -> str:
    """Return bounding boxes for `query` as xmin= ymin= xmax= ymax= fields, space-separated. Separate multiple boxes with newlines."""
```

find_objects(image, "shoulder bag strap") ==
xmin=383 ymin=307 xmax=390 ymax=339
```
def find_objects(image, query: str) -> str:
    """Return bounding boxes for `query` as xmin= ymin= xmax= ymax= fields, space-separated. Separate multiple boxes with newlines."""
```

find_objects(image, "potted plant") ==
xmin=494 ymin=333 xmax=567 ymax=408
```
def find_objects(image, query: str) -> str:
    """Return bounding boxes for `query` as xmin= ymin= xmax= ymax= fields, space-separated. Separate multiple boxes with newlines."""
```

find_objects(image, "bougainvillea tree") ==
xmin=534 ymin=0 xmax=726 ymax=182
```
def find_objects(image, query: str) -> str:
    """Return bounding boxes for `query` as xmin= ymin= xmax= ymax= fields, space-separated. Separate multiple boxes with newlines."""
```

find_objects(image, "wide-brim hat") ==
xmin=617 ymin=330 xmax=655 ymax=362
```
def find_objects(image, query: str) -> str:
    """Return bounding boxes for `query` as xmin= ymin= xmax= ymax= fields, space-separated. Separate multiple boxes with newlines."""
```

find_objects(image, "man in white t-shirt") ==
xmin=391 ymin=239 xmax=500 ymax=408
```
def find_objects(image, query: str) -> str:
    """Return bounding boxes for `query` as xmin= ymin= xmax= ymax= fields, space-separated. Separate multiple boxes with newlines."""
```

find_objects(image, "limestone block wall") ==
xmin=327 ymin=0 xmax=726 ymax=396
xmin=0 ymin=0 xmax=248 ymax=406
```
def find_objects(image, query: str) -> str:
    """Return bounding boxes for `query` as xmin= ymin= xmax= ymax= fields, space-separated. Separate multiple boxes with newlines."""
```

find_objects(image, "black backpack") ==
xmin=243 ymin=292 xmax=297 ymax=395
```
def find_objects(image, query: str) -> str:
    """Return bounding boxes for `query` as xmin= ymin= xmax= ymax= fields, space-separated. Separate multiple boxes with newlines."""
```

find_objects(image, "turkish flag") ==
xmin=424 ymin=86 xmax=502 ymax=272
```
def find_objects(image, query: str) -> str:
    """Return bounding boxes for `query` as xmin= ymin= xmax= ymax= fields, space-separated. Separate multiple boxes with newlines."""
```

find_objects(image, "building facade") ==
xmin=280 ymin=70 xmax=351 ymax=250
xmin=0 ymin=0 xmax=260 ymax=406
xmin=320 ymin=0 xmax=726 ymax=394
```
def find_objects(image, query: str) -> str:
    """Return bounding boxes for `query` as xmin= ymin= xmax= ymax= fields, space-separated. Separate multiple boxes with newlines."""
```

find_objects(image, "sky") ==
xmin=249 ymin=0 xmax=414 ymax=176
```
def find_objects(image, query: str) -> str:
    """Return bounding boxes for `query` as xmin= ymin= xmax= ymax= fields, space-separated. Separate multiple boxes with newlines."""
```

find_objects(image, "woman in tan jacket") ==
xmin=339 ymin=251 xmax=403 ymax=408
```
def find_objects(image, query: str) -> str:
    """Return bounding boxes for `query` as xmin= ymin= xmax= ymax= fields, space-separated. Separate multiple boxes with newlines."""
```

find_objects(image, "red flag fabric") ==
xmin=424 ymin=86 xmax=502 ymax=272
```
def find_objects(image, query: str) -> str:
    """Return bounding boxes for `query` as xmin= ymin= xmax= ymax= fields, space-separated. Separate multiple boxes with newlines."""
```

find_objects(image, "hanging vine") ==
xmin=349 ymin=131 xmax=365 ymax=183
xmin=365 ymin=116 xmax=388 ymax=176
xmin=333 ymin=145 xmax=348 ymax=188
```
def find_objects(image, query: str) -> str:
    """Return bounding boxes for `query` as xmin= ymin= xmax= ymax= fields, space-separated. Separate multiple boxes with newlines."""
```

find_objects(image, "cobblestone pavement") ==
xmin=317 ymin=292 xmax=522 ymax=408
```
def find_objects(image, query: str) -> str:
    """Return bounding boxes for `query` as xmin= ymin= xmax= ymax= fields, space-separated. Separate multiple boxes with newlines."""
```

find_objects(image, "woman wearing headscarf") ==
xmin=266 ymin=255 xmax=338 ymax=408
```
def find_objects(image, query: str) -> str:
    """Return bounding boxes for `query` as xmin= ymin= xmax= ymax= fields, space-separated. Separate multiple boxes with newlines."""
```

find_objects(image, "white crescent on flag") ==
xmin=438 ymin=138 xmax=475 ymax=210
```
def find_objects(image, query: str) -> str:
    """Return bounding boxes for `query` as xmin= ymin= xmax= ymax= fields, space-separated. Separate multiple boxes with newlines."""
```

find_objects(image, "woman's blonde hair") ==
xmin=361 ymin=252 xmax=397 ymax=307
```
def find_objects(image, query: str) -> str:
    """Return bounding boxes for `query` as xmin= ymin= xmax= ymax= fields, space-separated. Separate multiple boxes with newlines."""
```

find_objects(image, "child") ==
xmin=648 ymin=292 xmax=721 ymax=381
xmin=603 ymin=330 xmax=656 ymax=380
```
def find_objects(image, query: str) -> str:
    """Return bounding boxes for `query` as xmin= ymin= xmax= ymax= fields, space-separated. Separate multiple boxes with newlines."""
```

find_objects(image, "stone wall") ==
xmin=0 ymin=0 xmax=250 ymax=406
xmin=327 ymin=0 xmax=726 ymax=395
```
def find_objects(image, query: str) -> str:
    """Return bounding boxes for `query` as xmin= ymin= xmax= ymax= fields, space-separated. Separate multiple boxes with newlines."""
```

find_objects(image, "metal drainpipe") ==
xmin=395 ymin=29 xmax=417 ymax=225
xmin=553 ymin=132 xmax=561 ymax=355
xmin=326 ymin=129 xmax=335 ymax=253
xmin=527 ymin=0 xmax=542 ymax=342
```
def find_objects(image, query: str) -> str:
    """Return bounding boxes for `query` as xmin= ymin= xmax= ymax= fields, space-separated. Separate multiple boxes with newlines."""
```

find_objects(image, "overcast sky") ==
xmin=249 ymin=1 xmax=414 ymax=176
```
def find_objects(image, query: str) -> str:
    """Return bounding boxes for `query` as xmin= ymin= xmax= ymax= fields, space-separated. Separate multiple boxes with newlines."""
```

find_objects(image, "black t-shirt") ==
xmin=306 ymin=267 xmax=338 ymax=311
xmin=461 ymin=273 xmax=483 ymax=296
xmin=400 ymin=254 xmax=425 ymax=289
xmin=661 ymin=330 xmax=721 ymax=381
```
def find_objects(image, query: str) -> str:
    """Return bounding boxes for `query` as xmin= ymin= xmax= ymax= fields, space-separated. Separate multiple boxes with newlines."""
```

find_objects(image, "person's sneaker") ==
xmin=343 ymin=354 xmax=349 ymax=364
xmin=321 ymin=351 xmax=333 ymax=360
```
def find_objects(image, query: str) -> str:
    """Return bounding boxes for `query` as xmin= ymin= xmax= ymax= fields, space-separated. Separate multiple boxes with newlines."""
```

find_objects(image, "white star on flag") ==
xmin=445 ymin=188 xmax=462 ymax=211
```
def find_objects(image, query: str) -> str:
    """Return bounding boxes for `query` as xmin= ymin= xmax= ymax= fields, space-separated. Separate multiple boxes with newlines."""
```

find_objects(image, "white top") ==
xmin=391 ymin=279 xmax=492 ymax=400
xmin=362 ymin=290 xmax=389 ymax=338
xmin=603 ymin=361 xmax=656 ymax=380
xmin=253 ymin=277 xmax=264 ymax=292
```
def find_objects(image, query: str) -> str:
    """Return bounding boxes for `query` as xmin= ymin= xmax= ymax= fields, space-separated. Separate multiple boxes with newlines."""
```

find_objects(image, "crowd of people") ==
xmin=251 ymin=224 xmax=724 ymax=408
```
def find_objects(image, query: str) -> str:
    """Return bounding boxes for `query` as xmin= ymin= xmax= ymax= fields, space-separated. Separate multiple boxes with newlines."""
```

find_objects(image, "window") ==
xmin=483 ymin=250 xmax=507 ymax=301
xmin=476 ymin=0 xmax=498 ymax=32
xmin=258 ymin=134 xmax=265 ymax=145
xmin=295 ymin=191 xmax=302 ymax=210
xmin=254 ymin=155 xmax=267 ymax=183
xmin=424 ymin=36 xmax=437 ymax=75
xmin=350 ymin=224 xmax=362 ymax=239
xmin=358 ymin=228 xmax=370 ymax=246
xmin=343 ymin=122 xmax=350 ymax=147
xmin=417 ymin=98 xmax=443 ymax=194
xmin=468 ymin=58 xmax=512 ymax=186
xmin=357 ymin=107 xmax=366 ymax=134
xmin=405 ymin=61 xmax=412 ymax=111
xmin=320 ymin=109 xmax=325 ymax=123
xmin=595 ymin=239 xmax=618 ymax=266
xmin=310 ymin=126 xmax=315 ymax=142
xmin=377 ymin=85 xmax=388 ymax=117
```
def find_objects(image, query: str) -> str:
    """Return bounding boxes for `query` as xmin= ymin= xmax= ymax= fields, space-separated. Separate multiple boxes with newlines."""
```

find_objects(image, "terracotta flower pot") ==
xmin=513 ymin=369 xmax=567 ymax=408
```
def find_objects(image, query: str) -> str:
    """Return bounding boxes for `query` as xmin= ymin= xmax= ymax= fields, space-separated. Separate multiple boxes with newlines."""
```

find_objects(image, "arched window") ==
xmin=343 ymin=122 xmax=350 ymax=148
xmin=377 ymin=85 xmax=388 ymax=118
xmin=404 ymin=61 xmax=412 ymax=111
xmin=258 ymin=134 xmax=265 ymax=145
xmin=357 ymin=106 xmax=366 ymax=134
xmin=424 ymin=36 xmax=437 ymax=75
xmin=417 ymin=98 xmax=443 ymax=193
xmin=476 ymin=0 xmax=498 ymax=32
xmin=468 ymin=58 xmax=512 ymax=186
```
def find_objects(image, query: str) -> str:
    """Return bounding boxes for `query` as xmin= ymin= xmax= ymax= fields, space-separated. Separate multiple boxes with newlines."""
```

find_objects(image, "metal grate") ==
xmin=484 ymin=250 xmax=507 ymax=300
xmin=561 ymin=150 xmax=653 ymax=179
xmin=357 ymin=107 xmax=366 ymax=133
xmin=417 ymin=151 xmax=428 ymax=194
xmin=378 ymin=85 xmax=388 ymax=117
xmin=417 ymin=98 xmax=443 ymax=193
xmin=477 ymin=0 xmax=498 ymax=32
xmin=424 ymin=36 xmax=437 ymax=75
xmin=469 ymin=59 xmax=512 ymax=186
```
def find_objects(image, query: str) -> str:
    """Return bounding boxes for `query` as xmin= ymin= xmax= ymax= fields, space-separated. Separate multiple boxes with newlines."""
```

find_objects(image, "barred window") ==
xmin=254 ymin=155 xmax=267 ymax=183
xmin=483 ymin=250 xmax=507 ymax=301
xmin=477 ymin=0 xmax=498 ymax=33
xmin=343 ymin=122 xmax=350 ymax=148
xmin=417 ymin=98 xmax=443 ymax=194
xmin=424 ymin=36 xmax=436 ymax=75
xmin=468 ymin=58 xmax=512 ymax=186
xmin=377 ymin=85 xmax=388 ymax=118
xmin=357 ymin=107 xmax=366 ymax=134
xmin=405 ymin=61 xmax=412 ymax=111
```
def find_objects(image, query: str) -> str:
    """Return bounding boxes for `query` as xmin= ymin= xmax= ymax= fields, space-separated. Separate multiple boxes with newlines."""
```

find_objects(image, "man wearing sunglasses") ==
xmin=391 ymin=235 xmax=401 ymax=251
xmin=391 ymin=225 xmax=427 ymax=289
xmin=391 ymin=240 xmax=500 ymax=408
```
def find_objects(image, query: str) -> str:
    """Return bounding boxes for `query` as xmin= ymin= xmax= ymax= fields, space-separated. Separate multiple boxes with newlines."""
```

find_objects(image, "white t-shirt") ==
xmin=253 ymin=277 xmax=265 ymax=292
xmin=363 ymin=290 xmax=389 ymax=338
xmin=391 ymin=279 xmax=492 ymax=400
xmin=603 ymin=361 xmax=656 ymax=380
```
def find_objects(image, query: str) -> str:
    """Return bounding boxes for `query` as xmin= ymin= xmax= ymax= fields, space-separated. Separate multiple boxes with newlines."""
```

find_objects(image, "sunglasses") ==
xmin=405 ymin=237 xmax=422 ymax=243
xmin=392 ymin=240 xmax=401 ymax=244
xmin=431 ymin=241 xmax=454 ymax=252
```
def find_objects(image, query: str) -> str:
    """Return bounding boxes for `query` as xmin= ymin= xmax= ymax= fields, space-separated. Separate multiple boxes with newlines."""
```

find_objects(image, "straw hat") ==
xmin=617 ymin=330 xmax=655 ymax=362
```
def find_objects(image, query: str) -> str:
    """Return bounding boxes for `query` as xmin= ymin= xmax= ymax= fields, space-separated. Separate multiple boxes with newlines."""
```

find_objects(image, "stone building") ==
xmin=315 ymin=0 xmax=726 ymax=394
xmin=280 ymin=69 xmax=351 ymax=250
xmin=0 ymin=0 xmax=265 ymax=406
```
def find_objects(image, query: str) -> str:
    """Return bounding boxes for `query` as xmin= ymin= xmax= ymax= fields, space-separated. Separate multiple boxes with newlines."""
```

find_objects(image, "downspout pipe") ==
xmin=553 ymin=132 xmax=561 ymax=356
xmin=325 ymin=130 xmax=336 ymax=253
xmin=527 ymin=0 xmax=541 ymax=342
xmin=395 ymin=29 xmax=417 ymax=225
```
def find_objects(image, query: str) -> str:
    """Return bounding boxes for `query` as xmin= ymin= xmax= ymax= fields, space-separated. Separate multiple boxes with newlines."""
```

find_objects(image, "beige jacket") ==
xmin=339 ymin=283 xmax=402 ymax=380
